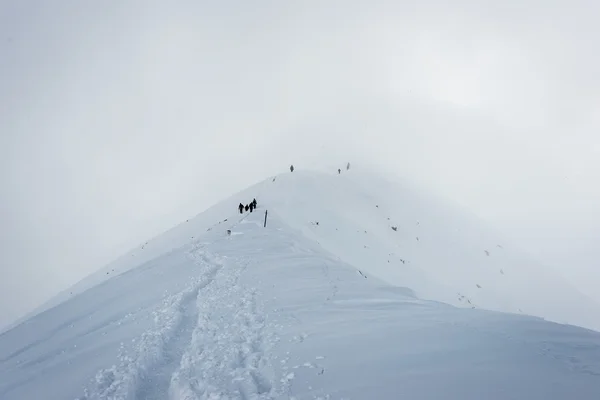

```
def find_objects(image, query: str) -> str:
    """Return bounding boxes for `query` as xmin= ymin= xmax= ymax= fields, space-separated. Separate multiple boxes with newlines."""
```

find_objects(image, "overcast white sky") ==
xmin=1 ymin=0 xmax=599 ymax=329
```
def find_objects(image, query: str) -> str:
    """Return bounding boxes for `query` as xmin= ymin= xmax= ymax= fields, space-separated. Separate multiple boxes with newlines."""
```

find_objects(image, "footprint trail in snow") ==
xmin=169 ymin=247 xmax=277 ymax=400
xmin=80 ymin=240 xmax=279 ymax=400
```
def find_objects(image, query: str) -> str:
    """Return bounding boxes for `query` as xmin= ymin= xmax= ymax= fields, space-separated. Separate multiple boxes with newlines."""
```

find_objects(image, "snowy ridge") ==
xmin=22 ymin=184 xmax=276 ymax=329
xmin=2 ymin=169 xmax=600 ymax=400
xmin=28 ymin=169 xmax=599 ymax=331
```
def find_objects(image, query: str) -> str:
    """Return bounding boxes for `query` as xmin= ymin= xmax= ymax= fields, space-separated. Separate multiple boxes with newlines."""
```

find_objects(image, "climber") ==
xmin=290 ymin=164 xmax=294 ymax=172
xmin=245 ymin=204 xmax=249 ymax=212
xmin=238 ymin=203 xmax=244 ymax=214
xmin=252 ymin=198 xmax=257 ymax=208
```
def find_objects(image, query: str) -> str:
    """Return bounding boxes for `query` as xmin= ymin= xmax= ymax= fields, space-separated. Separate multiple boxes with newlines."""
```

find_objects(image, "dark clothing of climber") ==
xmin=245 ymin=204 xmax=249 ymax=212
xmin=252 ymin=198 xmax=257 ymax=208
xmin=238 ymin=203 xmax=244 ymax=214
xmin=249 ymin=203 xmax=254 ymax=212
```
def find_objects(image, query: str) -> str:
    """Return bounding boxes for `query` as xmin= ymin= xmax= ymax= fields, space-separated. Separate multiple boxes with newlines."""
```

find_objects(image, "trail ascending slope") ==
xmin=2 ymin=202 xmax=600 ymax=399
xmin=168 ymin=246 xmax=274 ymax=400
xmin=86 ymin=251 xmax=225 ymax=400
xmin=84 ymin=245 xmax=274 ymax=400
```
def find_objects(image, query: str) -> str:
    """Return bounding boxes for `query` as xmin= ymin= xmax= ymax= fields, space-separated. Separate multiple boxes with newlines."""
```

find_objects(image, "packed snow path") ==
xmin=80 ymin=220 xmax=278 ymax=400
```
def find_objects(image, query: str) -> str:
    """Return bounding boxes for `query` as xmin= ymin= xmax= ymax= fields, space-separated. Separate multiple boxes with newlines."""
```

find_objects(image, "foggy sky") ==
xmin=1 ymin=0 xmax=599 ymax=329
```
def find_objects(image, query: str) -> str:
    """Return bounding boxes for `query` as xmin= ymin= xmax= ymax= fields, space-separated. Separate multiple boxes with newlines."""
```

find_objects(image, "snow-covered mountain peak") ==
xmin=36 ymin=168 xmax=600 ymax=332
xmin=3 ymin=167 xmax=600 ymax=400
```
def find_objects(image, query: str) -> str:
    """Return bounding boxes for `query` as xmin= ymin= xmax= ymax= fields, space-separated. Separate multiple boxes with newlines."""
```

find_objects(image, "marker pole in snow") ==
xmin=264 ymin=210 xmax=268 ymax=227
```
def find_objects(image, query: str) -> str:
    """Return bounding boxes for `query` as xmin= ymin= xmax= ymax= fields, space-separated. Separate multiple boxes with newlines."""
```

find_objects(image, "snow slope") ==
xmin=1 ymin=169 xmax=600 ymax=399
xmin=37 ymin=168 xmax=599 ymax=331
xmin=255 ymin=170 xmax=600 ymax=331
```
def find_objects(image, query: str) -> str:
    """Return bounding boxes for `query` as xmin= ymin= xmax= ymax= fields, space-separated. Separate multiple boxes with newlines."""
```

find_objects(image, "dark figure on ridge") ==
xmin=252 ymin=198 xmax=257 ymax=208
xmin=245 ymin=204 xmax=249 ymax=212
xmin=249 ymin=203 xmax=254 ymax=212
xmin=290 ymin=164 xmax=294 ymax=172
xmin=238 ymin=203 xmax=244 ymax=214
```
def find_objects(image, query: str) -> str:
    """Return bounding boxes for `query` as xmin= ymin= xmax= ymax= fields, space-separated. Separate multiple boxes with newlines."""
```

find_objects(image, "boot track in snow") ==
xmin=169 ymin=247 xmax=276 ymax=400
xmin=80 ymin=241 xmax=278 ymax=400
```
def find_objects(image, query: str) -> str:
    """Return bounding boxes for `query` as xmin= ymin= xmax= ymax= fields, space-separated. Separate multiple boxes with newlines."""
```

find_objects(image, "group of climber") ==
xmin=338 ymin=162 xmax=351 ymax=174
xmin=238 ymin=198 xmax=258 ymax=214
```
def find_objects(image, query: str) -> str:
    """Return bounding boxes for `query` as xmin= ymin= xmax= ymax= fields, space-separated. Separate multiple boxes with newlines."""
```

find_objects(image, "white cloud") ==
xmin=1 ymin=0 xmax=599 ymax=327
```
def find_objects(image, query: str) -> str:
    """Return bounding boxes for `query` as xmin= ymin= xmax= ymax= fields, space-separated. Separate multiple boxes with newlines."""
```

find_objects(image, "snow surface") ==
xmin=1 ymin=169 xmax=600 ymax=399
